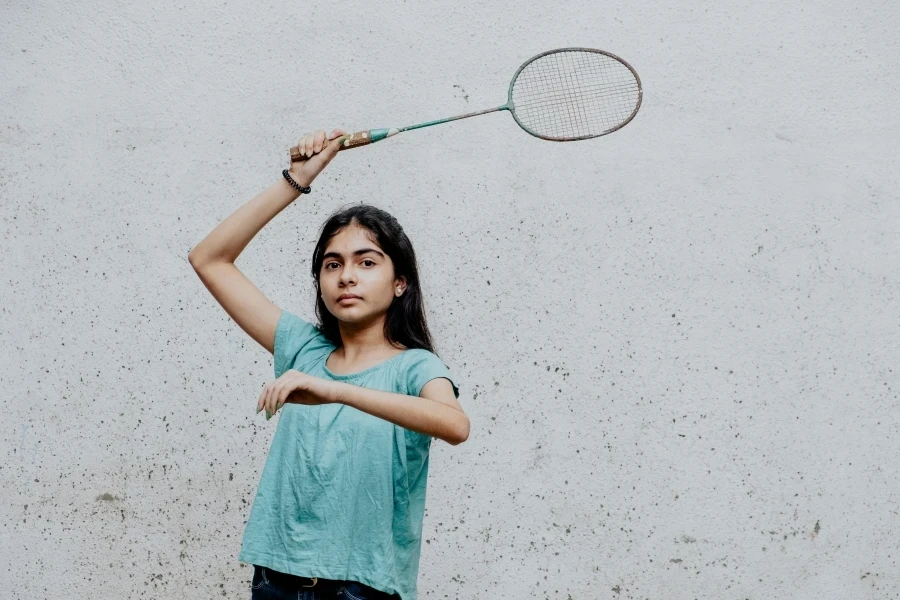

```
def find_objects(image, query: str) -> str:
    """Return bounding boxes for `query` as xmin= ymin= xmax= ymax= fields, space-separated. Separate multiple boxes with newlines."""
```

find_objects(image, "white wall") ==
xmin=2 ymin=1 xmax=898 ymax=598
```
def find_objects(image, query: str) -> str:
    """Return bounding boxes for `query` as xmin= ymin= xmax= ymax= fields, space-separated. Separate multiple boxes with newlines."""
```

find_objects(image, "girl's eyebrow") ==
xmin=323 ymin=248 xmax=385 ymax=260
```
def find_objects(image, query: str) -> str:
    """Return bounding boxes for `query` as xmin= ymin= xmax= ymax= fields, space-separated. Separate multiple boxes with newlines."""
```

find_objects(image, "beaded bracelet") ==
xmin=282 ymin=169 xmax=311 ymax=194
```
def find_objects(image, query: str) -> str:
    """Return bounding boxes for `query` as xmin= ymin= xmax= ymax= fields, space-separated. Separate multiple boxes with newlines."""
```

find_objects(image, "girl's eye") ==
xmin=325 ymin=262 xmax=339 ymax=269
xmin=362 ymin=260 xmax=375 ymax=267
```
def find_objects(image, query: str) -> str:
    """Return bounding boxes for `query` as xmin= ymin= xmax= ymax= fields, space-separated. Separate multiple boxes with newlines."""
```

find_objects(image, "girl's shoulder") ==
xmin=399 ymin=348 xmax=460 ymax=399
xmin=274 ymin=308 xmax=333 ymax=378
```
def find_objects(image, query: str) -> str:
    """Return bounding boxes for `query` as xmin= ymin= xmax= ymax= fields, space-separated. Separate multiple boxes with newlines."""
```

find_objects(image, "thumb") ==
xmin=325 ymin=129 xmax=347 ymax=151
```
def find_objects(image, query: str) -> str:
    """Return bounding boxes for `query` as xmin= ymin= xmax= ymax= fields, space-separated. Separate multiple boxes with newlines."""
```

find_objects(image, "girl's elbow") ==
xmin=448 ymin=418 xmax=470 ymax=446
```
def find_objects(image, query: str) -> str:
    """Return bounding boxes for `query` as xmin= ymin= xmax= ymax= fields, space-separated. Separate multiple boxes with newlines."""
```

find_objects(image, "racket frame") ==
xmin=507 ymin=47 xmax=643 ymax=142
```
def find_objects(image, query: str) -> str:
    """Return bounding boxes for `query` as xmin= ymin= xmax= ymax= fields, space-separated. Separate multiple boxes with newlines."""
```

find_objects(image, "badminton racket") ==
xmin=290 ymin=47 xmax=642 ymax=162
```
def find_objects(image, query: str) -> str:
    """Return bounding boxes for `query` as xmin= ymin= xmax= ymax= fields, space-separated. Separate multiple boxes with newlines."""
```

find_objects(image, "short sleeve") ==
xmin=273 ymin=309 xmax=331 ymax=378
xmin=404 ymin=349 xmax=460 ymax=399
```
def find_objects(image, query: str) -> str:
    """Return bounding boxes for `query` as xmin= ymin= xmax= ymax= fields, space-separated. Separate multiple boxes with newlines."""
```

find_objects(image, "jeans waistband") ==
xmin=259 ymin=566 xmax=340 ymax=590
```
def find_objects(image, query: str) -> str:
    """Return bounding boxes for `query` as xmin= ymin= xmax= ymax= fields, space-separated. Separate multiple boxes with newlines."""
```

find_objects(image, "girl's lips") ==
xmin=338 ymin=296 xmax=361 ymax=304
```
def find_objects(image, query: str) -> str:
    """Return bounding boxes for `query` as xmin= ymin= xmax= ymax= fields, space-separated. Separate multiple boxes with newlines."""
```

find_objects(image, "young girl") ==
xmin=189 ymin=128 xmax=470 ymax=600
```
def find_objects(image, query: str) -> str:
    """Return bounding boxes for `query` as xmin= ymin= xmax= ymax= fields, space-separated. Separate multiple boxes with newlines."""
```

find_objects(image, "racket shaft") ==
xmin=400 ymin=105 xmax=509 ymax=132
xmin=289 ymin=105 xmax=506 ymax=162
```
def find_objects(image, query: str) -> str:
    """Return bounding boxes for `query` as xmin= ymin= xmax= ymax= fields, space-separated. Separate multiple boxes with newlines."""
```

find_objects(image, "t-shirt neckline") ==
xmin=322 ymin=348 xmax=411 ymax=380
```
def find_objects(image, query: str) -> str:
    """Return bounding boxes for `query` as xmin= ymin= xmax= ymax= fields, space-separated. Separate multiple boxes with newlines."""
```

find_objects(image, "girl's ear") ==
xmin=395 ymin=275 xmax=407 ymax=296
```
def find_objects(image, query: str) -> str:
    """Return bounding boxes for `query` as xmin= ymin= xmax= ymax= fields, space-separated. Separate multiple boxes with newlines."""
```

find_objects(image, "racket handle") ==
xmin=289 ymin=129 xmax=397 ymax=162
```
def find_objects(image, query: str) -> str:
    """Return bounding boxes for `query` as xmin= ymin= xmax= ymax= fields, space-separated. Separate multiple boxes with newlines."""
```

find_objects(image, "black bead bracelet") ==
xmin=282 ymin=169 xmax=311 ymax=194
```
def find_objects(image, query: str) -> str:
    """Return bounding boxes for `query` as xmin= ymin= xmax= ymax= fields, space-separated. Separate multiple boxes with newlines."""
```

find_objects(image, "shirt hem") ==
xmin=237 ymin=549 xmax=411 ymax=600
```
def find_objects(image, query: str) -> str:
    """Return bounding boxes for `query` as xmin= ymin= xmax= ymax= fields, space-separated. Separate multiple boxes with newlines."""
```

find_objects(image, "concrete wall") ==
xmin=2 ymin=0 xmax=898 ymax=598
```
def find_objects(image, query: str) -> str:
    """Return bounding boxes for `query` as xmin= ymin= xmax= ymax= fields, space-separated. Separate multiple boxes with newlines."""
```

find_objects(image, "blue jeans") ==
xmin=250 ymin=565 xmax=401 ymax=600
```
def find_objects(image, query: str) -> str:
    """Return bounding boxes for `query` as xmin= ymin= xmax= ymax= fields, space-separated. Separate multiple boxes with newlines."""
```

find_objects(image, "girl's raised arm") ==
xmin=188 ymin=128 xmax=345 ymax=354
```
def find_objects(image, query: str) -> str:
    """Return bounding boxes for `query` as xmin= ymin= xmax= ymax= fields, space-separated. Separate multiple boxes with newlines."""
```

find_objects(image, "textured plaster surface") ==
xmin=1 ymin=1 xmax=899 ymax=598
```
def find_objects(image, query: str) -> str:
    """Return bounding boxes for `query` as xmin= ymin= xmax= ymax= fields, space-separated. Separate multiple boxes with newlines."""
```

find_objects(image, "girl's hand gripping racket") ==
xmin=290 ymin=47 xmax=642 ymax=162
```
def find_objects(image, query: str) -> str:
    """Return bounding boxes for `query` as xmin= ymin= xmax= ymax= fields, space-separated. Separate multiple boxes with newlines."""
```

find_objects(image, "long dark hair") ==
xmin=310 ymin=204 xmax=436 ymax=354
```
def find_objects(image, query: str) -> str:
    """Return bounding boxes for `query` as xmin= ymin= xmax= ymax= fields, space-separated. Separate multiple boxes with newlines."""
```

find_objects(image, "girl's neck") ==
xmin=333 ymin=318 xmax=406 ymax=365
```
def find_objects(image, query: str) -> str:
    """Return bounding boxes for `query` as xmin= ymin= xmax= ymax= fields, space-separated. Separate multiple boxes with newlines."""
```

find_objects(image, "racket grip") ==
xmin=289 ymin=129 xmax=399 ymax=162
xmin=289 ymin=130 xmax=373 ymax=163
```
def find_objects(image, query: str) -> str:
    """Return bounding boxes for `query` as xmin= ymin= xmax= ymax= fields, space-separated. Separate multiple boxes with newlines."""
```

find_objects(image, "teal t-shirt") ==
xmin=238 ymin=308 xmax=460 ymax=600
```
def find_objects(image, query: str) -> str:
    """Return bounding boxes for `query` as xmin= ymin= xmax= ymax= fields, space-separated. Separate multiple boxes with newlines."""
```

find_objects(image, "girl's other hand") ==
xmin=257 ymin=369 xmax=336 ymax=420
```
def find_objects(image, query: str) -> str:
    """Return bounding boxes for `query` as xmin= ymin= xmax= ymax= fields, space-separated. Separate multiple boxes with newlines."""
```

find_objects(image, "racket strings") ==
xmin=511 ymin=50 xmax=640 ymax=139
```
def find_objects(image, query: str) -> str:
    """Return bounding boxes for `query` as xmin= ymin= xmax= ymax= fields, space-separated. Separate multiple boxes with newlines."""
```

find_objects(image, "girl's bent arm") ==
xmin=326 ymin=378 xmax=471 ymax=445
xmin=188 ymin=177 xmax=304 ymax=354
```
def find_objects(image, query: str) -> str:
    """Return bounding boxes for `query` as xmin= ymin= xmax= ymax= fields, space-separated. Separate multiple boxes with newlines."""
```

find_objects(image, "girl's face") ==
xmin=319 ymin=224 xmax=406 ymax=325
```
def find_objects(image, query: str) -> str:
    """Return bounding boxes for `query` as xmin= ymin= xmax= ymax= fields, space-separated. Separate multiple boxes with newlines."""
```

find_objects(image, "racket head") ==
xmin=507 ymin=47 xmax=643 ymax=141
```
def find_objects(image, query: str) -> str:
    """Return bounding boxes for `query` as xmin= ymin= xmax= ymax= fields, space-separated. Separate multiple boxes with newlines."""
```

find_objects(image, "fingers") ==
xmin=268 ymin=394 xmax=278 ymax=420
xmin=265 ymin=385 xmax=274 ymax=419
xmin=297 ymin=129 xmax=345 ymax=159
xmin=296 ymin=133 xmax=313 ymax=159
xmin=257 ymin=380 xmax=295 ymax=420
xmin=313 ymin=130 xmax=326 ymax=154
xmin=270 ymin=383 xmax=287 ymax=419
xmin=257 ymin=384 xmax=268 ymax=417
xmin=274 ymin=386 xmax=288 ymax=413
xmin=257 ymin=382 xmax=281 ymax=420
